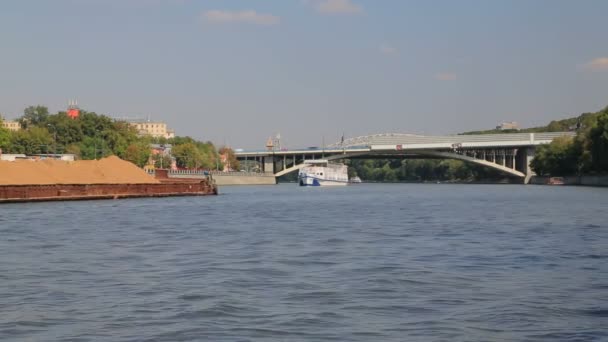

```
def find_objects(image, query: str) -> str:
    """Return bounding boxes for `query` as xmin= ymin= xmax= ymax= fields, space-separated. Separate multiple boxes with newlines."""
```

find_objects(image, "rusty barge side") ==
xmin=0 ymin=179 xmax=218 ymax=203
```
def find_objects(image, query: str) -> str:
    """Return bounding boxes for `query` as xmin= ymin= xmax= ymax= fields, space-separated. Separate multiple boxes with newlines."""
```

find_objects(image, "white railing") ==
xmin=209 ymin=170 xmax=274 ymax=177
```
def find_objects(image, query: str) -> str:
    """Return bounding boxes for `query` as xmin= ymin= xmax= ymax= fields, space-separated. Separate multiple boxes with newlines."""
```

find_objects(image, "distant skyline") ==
xmin=1 ymin=0 xmax=607 ymax=148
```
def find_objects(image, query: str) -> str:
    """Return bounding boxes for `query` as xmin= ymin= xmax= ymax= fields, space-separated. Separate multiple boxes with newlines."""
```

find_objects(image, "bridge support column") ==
xmin=263 ymin=156 xmax=275 ymax=174
xmin=512 ymin=152 xmax=516 ymax=170
xmin=520 ymin=146 xmax=536 ymax=184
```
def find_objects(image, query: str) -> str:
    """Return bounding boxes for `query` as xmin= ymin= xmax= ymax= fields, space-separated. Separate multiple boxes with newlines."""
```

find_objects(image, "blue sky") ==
xmin=1 ymin=0 xmax=607 ymax=148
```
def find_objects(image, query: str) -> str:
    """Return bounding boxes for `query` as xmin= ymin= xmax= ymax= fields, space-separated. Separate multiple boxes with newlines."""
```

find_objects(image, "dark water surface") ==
xmin=1 ymin=184 xmax=607 ymax=341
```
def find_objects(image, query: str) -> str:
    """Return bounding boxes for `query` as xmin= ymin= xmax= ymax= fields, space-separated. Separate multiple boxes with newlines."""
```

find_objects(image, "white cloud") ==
xmin=380 ymin=44 xmax=398 ymax=55
xmin=202 ymin=10 xmax=280 ymax=25
xmin=434 ymin=72 xmax=457 ymax=81
xmin=308 ymin=0 xmax=362 ymax=15
xmin=583 ymin=57 xmax=608 ymax=71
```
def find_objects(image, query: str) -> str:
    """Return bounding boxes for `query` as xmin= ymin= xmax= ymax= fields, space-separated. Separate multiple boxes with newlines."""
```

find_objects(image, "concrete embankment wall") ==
xmin=212 ymin=174 xmax=276 ymax=186
xmin=168 ymin=172 xmax=277 ymax=185
xmin=530 ymin=175 xmax=608 ymax=187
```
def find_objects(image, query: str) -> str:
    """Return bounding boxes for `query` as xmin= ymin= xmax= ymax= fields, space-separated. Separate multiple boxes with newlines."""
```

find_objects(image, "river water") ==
xmin=1 ymin=184 xmax=607 ymax=341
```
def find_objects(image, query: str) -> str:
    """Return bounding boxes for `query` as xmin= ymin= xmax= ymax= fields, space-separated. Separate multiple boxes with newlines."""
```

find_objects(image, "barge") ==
xmin=0 ymin=157 xmax=218 ymax=203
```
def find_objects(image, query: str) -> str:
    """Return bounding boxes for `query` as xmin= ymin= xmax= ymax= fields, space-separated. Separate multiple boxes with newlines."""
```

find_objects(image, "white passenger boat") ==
xmin=298 ymin=160 xmax=349 ymax=186
xmin=349 ymin=176 xmax=362 ymax=183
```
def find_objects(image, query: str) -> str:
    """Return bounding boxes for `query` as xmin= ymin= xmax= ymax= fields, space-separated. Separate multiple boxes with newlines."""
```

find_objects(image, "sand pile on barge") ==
xmin=0 ymin=156 xmax=159 ymax=185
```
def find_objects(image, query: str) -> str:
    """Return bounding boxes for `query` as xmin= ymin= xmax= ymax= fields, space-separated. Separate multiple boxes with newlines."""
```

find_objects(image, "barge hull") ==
xmin=0 ymin=182 xmax=217 ymax=204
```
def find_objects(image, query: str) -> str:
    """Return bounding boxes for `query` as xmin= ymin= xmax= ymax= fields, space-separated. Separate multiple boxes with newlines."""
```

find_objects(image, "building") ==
xmin=146 ymin=144 xmax=177 ymax=171
xmin=67 ymin=100 xmax=80 ymax=119
xmin=496 ymin=121 xmax=519 ymax=130
xmin=129 ymin=120 xmax=175 ymax=139
xmin=1 ymin=120 xmax=21 ymax=131
xmin=150 ymin=144 xmax=172 ymax=156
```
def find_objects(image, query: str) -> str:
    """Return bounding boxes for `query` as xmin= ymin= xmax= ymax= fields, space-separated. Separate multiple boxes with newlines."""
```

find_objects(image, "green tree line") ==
xmin=0 ymin=105 xmax=235 ymax=170
xmin=460 ymin=111 xmax=600 ymax=135
xmin=531 ymin=106 xmax=608 ymax=176
xmin=346 ymin=159 xmax=502 ymax=182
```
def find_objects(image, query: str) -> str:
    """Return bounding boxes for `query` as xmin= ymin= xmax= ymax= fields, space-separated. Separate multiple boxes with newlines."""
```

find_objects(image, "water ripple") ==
xmin=1 ymin=184 xmax=607 ymax=341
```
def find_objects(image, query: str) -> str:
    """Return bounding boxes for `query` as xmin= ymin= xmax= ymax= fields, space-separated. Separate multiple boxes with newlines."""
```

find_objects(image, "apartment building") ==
xmin=1 ymin=120 xmax=21 ymax=131
xmin=129 ymin=121 xmax=175 ymax=139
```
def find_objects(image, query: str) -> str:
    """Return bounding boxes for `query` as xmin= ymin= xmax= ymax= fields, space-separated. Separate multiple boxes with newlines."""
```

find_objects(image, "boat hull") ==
xmin=298 ymin=176 xmax=349 ymax=186
xmin=297 ymin=161 xmax=349 ymax=187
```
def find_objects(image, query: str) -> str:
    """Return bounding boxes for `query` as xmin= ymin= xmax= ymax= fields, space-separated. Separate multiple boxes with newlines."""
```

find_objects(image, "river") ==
xmin=1 ymin=184 xmax=607 ymax=341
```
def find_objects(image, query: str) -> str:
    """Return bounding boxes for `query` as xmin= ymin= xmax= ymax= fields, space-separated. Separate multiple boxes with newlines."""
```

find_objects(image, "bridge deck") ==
xmin=236 ymin=132 xmax=574 ymax=157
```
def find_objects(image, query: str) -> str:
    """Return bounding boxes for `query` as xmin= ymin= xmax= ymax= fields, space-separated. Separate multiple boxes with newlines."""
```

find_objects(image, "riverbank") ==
xmin=530 ymin=175 xmax=608 ymax=187
xmin=149 ymin=170 xmax=277 ymax=186
xmin=212 ymin=172 xmax=276 ymax=186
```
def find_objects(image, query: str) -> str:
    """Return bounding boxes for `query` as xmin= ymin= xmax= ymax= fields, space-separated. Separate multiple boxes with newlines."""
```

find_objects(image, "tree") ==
xmin=65 ymin=144 xmax=82 ymax=159
xmin=19 ymin=106 xmax=50 ymax=129
xmin=103 ymin=122 xmax=140 ymax=159
xmin=152 ymin=153 xmax=173 ymax=169
xmin=0 ymin=117 xmax=11 ymax=151
xmin=218 ymin=146 xmax=240 ymax=171
xmin=79 ymin=111 xmax=115 ymax=137
xmin=46 ymin=112 xmax=84 ymax=148
xmin=9 ymin=126 xmax=54 ymax=154
xmin=123 ymin=142 xmax=151 ymax=167
xmin=530 ymin=136 xmax=580 ymax=176
xmin=587 ymin=112 xmax=608 ymax=173
xmin=78 ymin=136 xmax=110 ymax=160
xmin=172 ymin=142 xmax=204 ymax=169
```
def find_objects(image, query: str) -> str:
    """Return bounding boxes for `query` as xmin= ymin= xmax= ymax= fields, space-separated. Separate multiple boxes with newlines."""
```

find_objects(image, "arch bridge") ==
xmin=235 ymin=132 xmax=574 ymax=184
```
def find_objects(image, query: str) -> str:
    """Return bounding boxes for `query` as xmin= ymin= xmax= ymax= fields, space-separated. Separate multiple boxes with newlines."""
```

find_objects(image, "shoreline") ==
xmin=529 ymin=175 xmax=608 ymax=187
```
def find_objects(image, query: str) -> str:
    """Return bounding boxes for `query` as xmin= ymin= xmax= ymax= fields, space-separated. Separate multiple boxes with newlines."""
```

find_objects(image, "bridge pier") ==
xmin=263 ymin=156 xmax=275 ymax=174
xmin=515 ymin=146 xmax=536 ymax=184
xmin=523 ymin=146 xmax=536 ymax=184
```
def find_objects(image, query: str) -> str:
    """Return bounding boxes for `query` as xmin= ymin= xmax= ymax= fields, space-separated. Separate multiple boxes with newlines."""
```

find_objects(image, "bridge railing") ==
xmin=146 ymin=169 xmax=275 ymax=177
xmin=235 ymin=132 xmax=575 ymax=155
xmin=349 ymin=132 xmax=575 ymax=146
xmin=145 ymin=169 xmax=210 ymax=176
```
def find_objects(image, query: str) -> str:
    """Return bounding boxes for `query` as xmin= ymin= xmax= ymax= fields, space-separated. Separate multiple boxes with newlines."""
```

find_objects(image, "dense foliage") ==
xmin=461 ymin=111 xmax=600 ymax=135
xmin=531 ymin=107 xmax=608 ymax=176
xmin=0 ymin=120 xmax=11 ymax=149
xmin=0 ymin=106 xmax=228 ymax=169
xmin=347 ymin=159 xmax=502 ymax=182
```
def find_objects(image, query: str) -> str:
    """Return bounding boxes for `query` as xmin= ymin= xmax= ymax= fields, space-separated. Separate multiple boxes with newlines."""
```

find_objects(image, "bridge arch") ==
xmin=274 ymin=150 xmax=525 ymax=179
xmin=274 ymin=152 xmax=368 ymax=178
xmin=414 ymin=150 xmax=525 ymax=178
xmin=237 ymin=132 xmax=575 ymax=183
